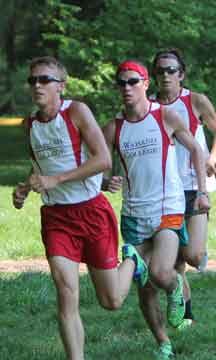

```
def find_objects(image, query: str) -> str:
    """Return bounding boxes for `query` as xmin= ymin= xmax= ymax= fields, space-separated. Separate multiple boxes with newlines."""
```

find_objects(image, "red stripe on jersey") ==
xmin=62 ymin=107 xmax=81 ymax=167
xmin=180 ymin=92 xmax=199 ymax=136
xmin=153 ymin=106 xmax=171 ymax=214
xmin=180 ymin=91 xmax=199 ymax=180
xmin=152 ymin=106 xmax=170 ymax=182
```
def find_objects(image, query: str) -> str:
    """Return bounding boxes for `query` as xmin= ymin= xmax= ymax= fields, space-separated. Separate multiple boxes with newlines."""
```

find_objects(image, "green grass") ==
xmin=0 ymin=188 xmax=43 ymax=259
xmin=1 ymin=125 xmax=216 ymax=359
xmin=0 ymin=271 xmax=216 ymax=359
xmin=0 ymin=126 xmax=31 ymax=186
xmin=207 ymin=193 xmax=216 ymax=257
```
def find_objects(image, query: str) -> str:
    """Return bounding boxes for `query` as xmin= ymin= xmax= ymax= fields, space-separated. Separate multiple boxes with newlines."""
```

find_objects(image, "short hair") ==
xmin=152 ymin=48 xmax=186 ymax=79
xmin=29 ymin=56 xmax=68 ymax=81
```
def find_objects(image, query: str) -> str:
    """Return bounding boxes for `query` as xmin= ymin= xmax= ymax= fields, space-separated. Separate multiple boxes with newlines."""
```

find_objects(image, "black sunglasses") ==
xmin=117 ymin=77 xmax=144 ymax=87
xmin=156 ymin=66 xmax=180 ymax=76
xmin=27 ymin=75 xmax=63 ymax=86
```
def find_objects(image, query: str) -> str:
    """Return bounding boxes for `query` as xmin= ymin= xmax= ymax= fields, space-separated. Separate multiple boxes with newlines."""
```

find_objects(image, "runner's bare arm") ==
xmin=101 ymin=120 xmax=121 ymax=192
xmin=192 ymin=92 xmax=216 ymax=175
xmin=191 ymin=92 xmax=216 ymax=131
xmin=13 ymin=168 xmax=33 ymax=209
xmin=164 ymin=108 xmax=210 ymax=211
xmin=12 ymin=117 xmax=34 ymax=208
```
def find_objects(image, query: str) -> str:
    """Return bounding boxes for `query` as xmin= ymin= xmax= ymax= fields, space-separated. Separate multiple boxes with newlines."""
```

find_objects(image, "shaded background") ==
xmin=0 ymin=0 xmax=216 ymax=128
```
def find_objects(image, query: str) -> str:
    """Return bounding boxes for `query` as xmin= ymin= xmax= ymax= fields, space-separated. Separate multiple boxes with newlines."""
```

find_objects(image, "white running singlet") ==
xmin=150 ymin=88 xmax=216 ymax=191
xmin=28 ymin=100 xmax=102 ymax=205
xmin=115 ymin=102 xmax=185 ymax=219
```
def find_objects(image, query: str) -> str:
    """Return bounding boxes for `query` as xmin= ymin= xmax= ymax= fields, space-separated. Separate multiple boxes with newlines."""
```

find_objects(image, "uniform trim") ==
xmin=153 ymin=105 xmax=170 ymax=215
xmin=180 ymin=91 xmax=199 ymax=136
xmin=61 ymin=107 xmax=81 ymax=166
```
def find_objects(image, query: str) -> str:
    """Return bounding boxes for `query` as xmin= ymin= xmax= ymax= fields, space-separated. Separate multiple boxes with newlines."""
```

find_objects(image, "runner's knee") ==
xmin=57 ymin=283 xmax=80 ymax=316
xmin=98 ymin=294 xmax=122 ymax=310
xmin=51 ymin=268 xmax=80 ymax=313
xmin=150 ymin=266 xmax=173 ymax=288
xmin=185 ymin=251 xmax=205 ymax=268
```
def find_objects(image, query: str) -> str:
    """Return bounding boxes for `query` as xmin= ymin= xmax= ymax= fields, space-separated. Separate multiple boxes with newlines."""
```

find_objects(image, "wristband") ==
xmin=196 ymin=191 xmax=208 ymax=197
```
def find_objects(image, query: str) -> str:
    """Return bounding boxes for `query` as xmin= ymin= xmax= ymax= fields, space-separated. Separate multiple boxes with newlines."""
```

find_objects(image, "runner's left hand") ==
xmin=193 ymin=193 xmax=211 ymax=212
xmin=206 ymin=154 xmax=216 ymax=176
xmin=29 ymin=174 xmax=58 ymax=192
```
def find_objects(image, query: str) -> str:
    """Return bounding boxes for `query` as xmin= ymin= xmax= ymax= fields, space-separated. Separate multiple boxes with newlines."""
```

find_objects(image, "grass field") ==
xmin=0 ymin=125 xmax=216 ymax=359
xmin=0 ymin=271 xmax=216 ymax=359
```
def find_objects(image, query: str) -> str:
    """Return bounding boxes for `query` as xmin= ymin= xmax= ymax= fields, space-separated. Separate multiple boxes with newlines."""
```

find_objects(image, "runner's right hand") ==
xmin=12 ymin=182 xmax=30 ymax=209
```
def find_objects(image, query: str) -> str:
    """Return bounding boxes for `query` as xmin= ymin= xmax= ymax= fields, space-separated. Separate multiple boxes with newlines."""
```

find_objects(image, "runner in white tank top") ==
xmin=103 ymin=60 xmax=209 ymax=358
xmin=28 ymin=99 xmax=102 ymax=205
xmin=115 ymin=101 xmax=185 ymax=222
xmin=150 ymin=87 xmax=216 ymax=192
xmin=150 ymin=49 xmax=216 ymax=335
xmin=12 ymin=56 xmax=148 ymax=360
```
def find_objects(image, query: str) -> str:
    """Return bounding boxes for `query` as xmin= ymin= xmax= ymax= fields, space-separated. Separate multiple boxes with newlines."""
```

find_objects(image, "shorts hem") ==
xmin=46 ymin=253 xmax=118 ymax=270
xmin=87 ymin=262 xmax=118 ymax=270
xmin=46 ymin=252 xmax=81 ymax=263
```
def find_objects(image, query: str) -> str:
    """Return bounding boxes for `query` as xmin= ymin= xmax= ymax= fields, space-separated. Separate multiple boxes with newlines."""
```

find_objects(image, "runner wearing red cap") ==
xmin=103 ymin=59 xmax=210 ymax=359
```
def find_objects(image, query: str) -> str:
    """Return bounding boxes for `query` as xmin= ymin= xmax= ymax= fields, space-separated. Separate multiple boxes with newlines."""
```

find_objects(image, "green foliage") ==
xmin=1 ymin=0 xmax=216 ymax=125
xmin=66 ymin=76 xmax=94 ymax=100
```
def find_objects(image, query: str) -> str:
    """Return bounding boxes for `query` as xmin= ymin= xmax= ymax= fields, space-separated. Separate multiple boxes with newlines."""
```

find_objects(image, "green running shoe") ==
xmin=122 ymin=243 xmax=148 ymax=287
xmin=167 ymin=273 xmax=185 ymax=327
xmin=176 ymin=318 xmax=194 ymax=331
xmin=155 ymin=341 xmax=175 ymax=359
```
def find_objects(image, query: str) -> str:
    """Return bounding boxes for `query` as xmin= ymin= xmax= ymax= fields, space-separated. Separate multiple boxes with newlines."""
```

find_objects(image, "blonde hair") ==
xmin=30 ymin=56 xmax=68 ymax=81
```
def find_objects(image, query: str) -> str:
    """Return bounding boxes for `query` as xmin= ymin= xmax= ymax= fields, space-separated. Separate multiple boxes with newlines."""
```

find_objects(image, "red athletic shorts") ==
xmin=40 ymin=193 xmax=118 ymax=269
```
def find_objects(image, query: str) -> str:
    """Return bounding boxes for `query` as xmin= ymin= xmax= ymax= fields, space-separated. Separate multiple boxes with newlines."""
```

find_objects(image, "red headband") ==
xmin=117 ymin=61 xmax=149 ymax=80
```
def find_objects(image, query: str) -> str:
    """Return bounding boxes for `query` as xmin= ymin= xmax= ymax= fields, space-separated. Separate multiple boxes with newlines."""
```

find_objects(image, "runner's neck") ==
xmin=158 ymin=87 xmax=181 ymax=105
xmin=124 ymin=100 xmax=151 ymax=122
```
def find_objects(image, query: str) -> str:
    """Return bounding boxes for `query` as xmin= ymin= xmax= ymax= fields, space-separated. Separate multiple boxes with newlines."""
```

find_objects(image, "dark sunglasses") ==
xmin=27 ymin=75 xmax=63 ymax=86
xmin=156 ymin=66 xmax=180 ymax=76
xmin=117 ymin=77 xmax=144 ymax=87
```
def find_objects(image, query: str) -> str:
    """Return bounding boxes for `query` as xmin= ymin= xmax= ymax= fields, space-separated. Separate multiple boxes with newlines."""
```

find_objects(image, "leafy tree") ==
xmin=1 ymin=0 xmax=216 ymax=134
xmin=0 ymin=0 xmax=80 ymax=115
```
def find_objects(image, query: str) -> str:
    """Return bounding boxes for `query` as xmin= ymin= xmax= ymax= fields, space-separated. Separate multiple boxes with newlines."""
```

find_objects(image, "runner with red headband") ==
xmin=116 ymin=60 xmax=149 ymax=79
xmin=103 ymin=59 xmax=210 ymax=359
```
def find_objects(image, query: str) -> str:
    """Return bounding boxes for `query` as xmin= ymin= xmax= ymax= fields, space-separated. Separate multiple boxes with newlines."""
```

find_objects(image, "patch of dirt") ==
xmin=0 ymin=259 xmax=87 ymax=273
xmin=0 ymin=259 xmax=216 ymax=273
xmin=186 ymin=259 xmax=216 ymax=272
